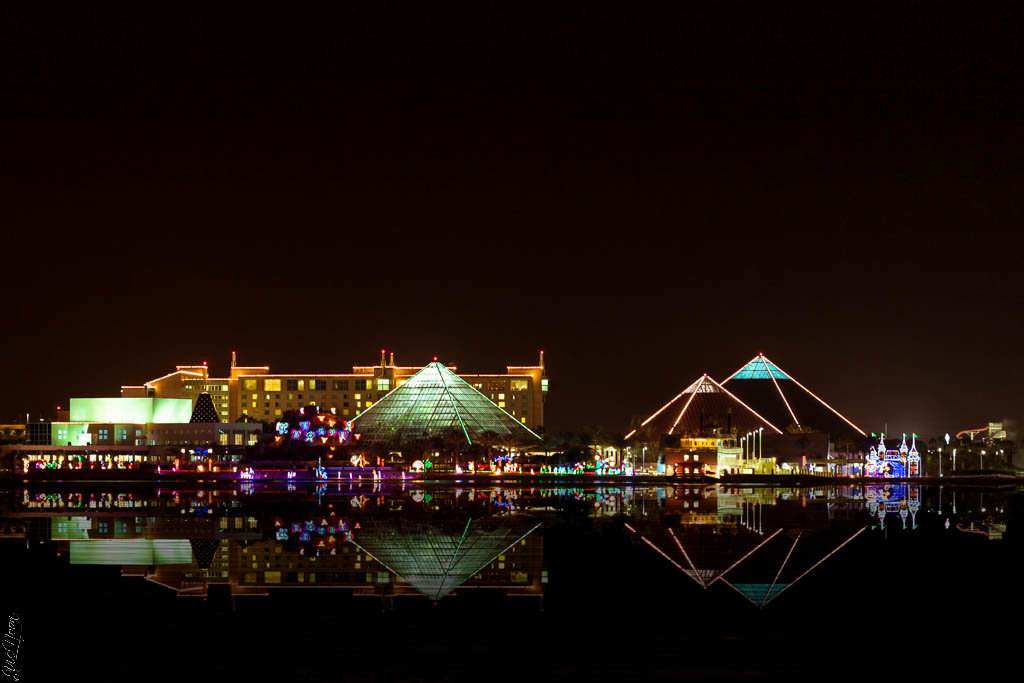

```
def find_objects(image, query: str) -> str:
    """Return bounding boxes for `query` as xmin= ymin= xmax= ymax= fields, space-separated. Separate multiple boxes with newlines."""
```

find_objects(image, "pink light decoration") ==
xmin=704 ymin=528 xmax=782 ymax=587
xmin=768 ymin=526 xmax=867 ymax=603
xmin=705 ymin=377 xmax=783 ymax=434
xmin=760 ymin=355 xmax=799 ymax=426
xmin=766 ymin=357 xmax=866 ymax=436
xmin=668 ymin=376 xmax=705 ymax=435
xmin=668 ymin=527 xmax=705 ymax=587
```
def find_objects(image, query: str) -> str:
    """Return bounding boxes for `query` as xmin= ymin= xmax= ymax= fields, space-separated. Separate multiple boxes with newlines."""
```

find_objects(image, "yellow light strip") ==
xmin=144 ymin=370 xmax=203 ymax=386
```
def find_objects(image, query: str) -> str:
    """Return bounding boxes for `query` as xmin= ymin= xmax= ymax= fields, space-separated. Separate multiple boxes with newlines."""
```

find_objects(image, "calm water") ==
xmin=2 ymin=481 xmax=1020 ymax=680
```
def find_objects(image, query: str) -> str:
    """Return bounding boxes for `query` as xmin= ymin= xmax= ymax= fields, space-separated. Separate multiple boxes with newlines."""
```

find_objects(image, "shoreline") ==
xmin=1 ymin=470 xmax=1018 ymax=487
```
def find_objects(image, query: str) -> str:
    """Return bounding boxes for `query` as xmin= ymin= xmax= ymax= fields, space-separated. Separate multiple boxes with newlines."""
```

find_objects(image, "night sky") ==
xmin=2 ymin=4 xmax=1021 ymax=438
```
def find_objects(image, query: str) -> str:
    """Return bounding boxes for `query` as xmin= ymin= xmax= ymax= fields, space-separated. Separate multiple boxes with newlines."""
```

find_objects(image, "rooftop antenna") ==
xmin=389 ymin=351 xmax=394 ymax=366
xmin=380 ymin=349 xmax=386 ymax=368
xmin=539 ymin=349 xmax=545 ymax=369
xmin=231 ymin=350 xmax=237 ymax=368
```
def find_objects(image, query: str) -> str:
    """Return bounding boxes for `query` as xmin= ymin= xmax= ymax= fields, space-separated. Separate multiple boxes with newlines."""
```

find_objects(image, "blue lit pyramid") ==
xmin=721 ymin=354 xmax=865 ymax=437
xmin=349 ymin=361 xmax=542 ymax=447
xmin=349 ymin=515 xmax=541 ymax=600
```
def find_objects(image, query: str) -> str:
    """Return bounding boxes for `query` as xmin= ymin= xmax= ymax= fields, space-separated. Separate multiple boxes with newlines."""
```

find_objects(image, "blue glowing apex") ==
xmin=730 ymin=355 xmax=790 ymax=380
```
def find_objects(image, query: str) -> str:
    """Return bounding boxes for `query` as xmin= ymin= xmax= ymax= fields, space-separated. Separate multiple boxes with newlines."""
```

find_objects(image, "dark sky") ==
xmin=2 ymin=3 xmax=1022 ymax=438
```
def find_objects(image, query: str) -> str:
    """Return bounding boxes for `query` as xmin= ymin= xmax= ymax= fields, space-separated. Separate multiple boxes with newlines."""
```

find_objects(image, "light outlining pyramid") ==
xmin=349 ymin=361 xmax=542 ymax=448
xmin=349 ymin=516 xmax=542 ymax=600
xmin=625 ymin=374 xmax=783 ymax=440
xmin=624 ymin=521 xmax=781 ymax=589
xmin=719 ymin=525 xmax=868 ymax=608
xmin=627 ymin=521 xmax=868 ymax=606
xmin=721 ymin=353 xmax=866 ymax=437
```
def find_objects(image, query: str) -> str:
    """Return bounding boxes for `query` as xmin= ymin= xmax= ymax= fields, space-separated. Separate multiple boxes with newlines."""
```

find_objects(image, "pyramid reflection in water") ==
xmin=350 ymin=514 xmax=542 ymax=600
xmin=627 ymin=520 xmax=867 ymax=607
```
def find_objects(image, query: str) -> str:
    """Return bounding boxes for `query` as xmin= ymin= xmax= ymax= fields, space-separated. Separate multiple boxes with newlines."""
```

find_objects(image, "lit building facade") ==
xmin=119 ymin=350 xmax=549 ymax=432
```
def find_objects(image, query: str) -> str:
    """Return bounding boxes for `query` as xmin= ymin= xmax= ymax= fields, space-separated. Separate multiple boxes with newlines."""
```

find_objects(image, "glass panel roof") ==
xmin=350 ymin=362 xmax=541 ymax=447
xmin=351 ymin=516 xmax=541 ymax=600
xmin=731 ymin=357 xmax=790 ymax=380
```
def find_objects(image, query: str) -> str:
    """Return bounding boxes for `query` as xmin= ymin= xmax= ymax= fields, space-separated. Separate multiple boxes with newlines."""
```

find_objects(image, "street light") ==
xmin=980 ymin=449 xmax=985 ymax=470
xmin=642 ymin=446 xmax=647 ymax=474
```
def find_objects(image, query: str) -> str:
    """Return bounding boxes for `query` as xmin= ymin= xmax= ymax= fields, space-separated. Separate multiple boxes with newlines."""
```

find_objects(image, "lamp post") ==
xmin=952 ymin=448 xmax=956 ymax=472
xmin=980 ymin=449 xmax=985 ymax=471
xmin=938 ymin=447 xmax=942 ymax=477
xmin=642 ymin=446 xmax=647 ymax=474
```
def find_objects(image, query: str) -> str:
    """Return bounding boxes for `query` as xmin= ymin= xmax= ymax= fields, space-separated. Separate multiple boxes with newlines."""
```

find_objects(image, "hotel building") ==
xmin=119 ymin=350 xmax=549 ymax=432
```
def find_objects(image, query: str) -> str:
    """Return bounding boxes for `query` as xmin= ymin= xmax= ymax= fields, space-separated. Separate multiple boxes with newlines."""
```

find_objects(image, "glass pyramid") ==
xmin=349 ymin=362 xmax=542 ymax=447
xmin=730 ymin=356 xmax=790 ymax=380
xmin=350 ymin=516 xmax=542 ymax=600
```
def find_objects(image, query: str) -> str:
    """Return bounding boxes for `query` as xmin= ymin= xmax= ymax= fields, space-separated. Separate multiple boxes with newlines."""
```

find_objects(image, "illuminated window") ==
xmin=365 ymin=401 xmax=373 ymax=408
xmin=298 ymin=380 xmax=305 ymax=391
xmin=511 ymin=379 xmax=528 ymax=391
xmin=222 ymin=384 xmax=228 ymax=391
xmin=541 ymin=379 xmax=549 ymax=392
xmin=343 ymin=409 xmax=350 ymax=416
xmin=244 ymin=379 xmax=257 ymax=390
xmin=693 ymin=454 xmax=699 ymax=461
xmin=354 ymin=394 xmax=361 ymax=400
xmin=234 ymin=433 xmax=243 ymax=445
xmin=520 ymin=418 xmax=526 ymax=424
xmin=498 ymin=393 xmax=505 ymax=400
xmin=274 ymin=409 xmax=282 ymax=416
xmin=219 ymin=433 xmax=229 ymax=445
xmin=356 ymin=402 xmax=362 ymax=408
xmin=264 ymin=379 xmax=281 ymax=391
xmin=498 ymin=401 xmax=506 ymax=408
xmin=376 ymin=378 xmax=390 ymax=391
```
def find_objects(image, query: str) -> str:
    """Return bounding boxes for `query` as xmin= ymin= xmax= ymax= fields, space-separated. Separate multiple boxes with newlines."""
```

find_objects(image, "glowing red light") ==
xmin=433 ymin=356 xmax=438 ymax=361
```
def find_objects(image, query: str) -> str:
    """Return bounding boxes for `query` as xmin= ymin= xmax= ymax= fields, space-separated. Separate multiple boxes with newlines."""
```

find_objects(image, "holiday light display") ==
xmin=865 ymin=433 xmax=921 ymax=478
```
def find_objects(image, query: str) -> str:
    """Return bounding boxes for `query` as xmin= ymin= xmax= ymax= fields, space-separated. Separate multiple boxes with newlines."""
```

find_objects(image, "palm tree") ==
xmin=477 ymin=430 xmax=499 ymax=462
xmin=498 ymin=433 xmax=519 ymax=459
xmin=443 ymin=429 xmax=466 ymax=471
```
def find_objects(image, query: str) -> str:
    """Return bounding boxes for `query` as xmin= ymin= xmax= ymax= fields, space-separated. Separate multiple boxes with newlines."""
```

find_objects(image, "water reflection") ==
xmin=1 ymin=483 xmax=1015 ymax=608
